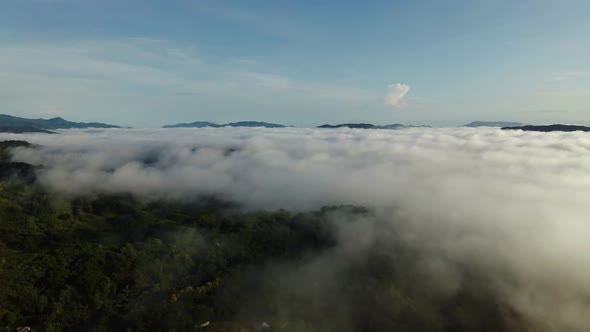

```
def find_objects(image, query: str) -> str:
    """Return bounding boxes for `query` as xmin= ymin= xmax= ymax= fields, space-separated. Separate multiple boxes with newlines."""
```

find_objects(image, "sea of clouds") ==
xmin=2 ymin=127 xmax=590 ymax=330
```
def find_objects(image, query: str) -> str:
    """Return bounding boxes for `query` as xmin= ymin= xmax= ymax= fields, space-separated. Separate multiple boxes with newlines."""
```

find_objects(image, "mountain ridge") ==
xmin=318 ymin=123 xmax=430 ymax=129
xmin=462 ymin=121 xmax=524 ymax=128
xmin=0 ymin=114 xmax=120 ymax=129
xmin=501 ymin=124 xmax=590 ymax=132
xmin=163 ymin=121 xmax=286 ymax=128
xmin=162 ymin=121 xmax=221 ymax=128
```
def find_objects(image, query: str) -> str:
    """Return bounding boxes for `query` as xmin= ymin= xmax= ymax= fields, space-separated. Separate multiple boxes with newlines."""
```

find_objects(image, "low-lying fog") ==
xmin=3 ymin=127 xmax=590 ymax=330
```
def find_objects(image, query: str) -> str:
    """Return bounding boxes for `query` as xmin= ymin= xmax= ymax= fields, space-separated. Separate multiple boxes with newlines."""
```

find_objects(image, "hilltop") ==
xmin=0 ymin=140 xmax=33 ymax=161
xmin=502 ymin=124 xmax=590 ymax=132
xmin=0 ymin=140 xmax=37 ymax=181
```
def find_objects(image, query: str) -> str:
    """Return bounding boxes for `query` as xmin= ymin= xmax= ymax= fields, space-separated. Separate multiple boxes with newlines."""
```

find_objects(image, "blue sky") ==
xmin=1 ymin=0 xmax=589 ymax=127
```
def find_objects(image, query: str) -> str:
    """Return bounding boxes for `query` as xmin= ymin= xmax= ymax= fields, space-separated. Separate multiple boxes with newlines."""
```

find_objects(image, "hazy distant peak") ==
xmin=223 ymin=121 xmax=286 ymax=128
xmin=462 ymin=121 xmax=524 ymax=128
xmin=163 ymin=121 xmax=286 ymax=128
xmin=317 ymin=123 xmax=430 ymax=129
xmin=162 ymin=121 xmax=222 ymax=128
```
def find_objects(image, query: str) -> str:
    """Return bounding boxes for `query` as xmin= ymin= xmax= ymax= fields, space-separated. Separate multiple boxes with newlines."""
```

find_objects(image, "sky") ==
xmin=1 ymin=0 xmax=589 ymax=127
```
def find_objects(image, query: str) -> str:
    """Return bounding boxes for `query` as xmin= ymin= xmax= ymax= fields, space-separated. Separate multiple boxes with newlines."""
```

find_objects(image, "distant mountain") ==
xmin=224 ymin=121 xmax=286 ymax=128
xmin=318 ymin=123 xmax=377 ymax=129
xmin=462 ymin=121 xmax=524 ymax=128
xmin=317 ymin=123 xmax=430 ymax=129
xmin=163 ymin=121 xmax=286 ymax=128
xmin=0 ymin=126 xmax=56 ymax=134
xmin=381 ymin=123 xmax=431 ymax=129
xmin=163 ymin=121 xmax=222 ymax=128
xmin=0 ymin=114 xmax=120 ymax=129
xmin=502 ymin=124 xmax=590 ymax=132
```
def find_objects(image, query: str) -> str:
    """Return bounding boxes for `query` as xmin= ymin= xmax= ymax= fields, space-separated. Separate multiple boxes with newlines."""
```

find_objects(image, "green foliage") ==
xmin=0 ymin=140 xmax=33 ymax=162
xmin=0 ymin=150 xmax=527 ymax=331
xmin=0 ymin=141 xmax=37 ymax=185
xmin=0 ymin=181 xmax=338 ymax=331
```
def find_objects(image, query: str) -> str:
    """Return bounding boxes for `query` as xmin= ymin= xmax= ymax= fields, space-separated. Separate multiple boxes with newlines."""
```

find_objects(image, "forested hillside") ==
xmin=0 ymin=141 xmax=529 ymax=331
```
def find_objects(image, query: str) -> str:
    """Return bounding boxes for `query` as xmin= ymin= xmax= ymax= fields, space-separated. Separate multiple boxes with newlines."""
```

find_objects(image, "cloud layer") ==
xmin=3 ymin=127 xmax=590 ymax=330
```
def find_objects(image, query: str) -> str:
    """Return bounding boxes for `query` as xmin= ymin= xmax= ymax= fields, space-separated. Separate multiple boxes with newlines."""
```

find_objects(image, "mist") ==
xmin=2 ymin=127 xmax=590 ymax=330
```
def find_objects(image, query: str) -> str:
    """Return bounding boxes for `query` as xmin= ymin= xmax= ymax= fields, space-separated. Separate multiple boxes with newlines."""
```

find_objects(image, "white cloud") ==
xmin=4 ymin=127 xmax=590 ymax=331
xmin=385 ymin=83 xmax=410 ymax=107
